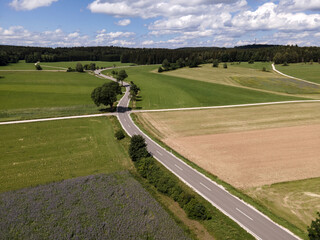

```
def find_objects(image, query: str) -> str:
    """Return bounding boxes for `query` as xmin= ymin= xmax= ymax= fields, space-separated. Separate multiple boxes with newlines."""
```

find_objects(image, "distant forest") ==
xmin=0 ymin=44 xmax=319 ymax=66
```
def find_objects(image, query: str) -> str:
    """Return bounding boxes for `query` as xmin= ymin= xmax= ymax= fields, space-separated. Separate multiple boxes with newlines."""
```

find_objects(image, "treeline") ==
xmin=129 ymin=135 xmax=211 ymax=221
xmin=1 ymin=44 xmax=320 ymax=66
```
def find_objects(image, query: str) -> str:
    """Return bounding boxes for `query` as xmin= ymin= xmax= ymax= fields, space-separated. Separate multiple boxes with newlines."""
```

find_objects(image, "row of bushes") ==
xmin=129 ymin=135 xmax=211 ymax=220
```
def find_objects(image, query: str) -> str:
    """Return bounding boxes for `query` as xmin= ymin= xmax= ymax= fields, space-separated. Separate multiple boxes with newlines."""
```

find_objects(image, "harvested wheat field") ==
xmin=136 ymin=102 xmax=320 ymax=188
xmin=165 ymin=124 xmax=320 ymax=188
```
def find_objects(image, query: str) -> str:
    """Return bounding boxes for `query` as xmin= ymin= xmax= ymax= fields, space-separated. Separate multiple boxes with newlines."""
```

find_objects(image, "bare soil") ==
xmin=164 ymin=124 xmax=320 ymax=188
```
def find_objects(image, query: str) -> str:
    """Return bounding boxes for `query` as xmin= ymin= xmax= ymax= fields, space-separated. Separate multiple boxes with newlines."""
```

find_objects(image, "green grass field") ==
xmin=0 ymin=60 xmax=133 ymax=70
xmin=276 ymin=63 xmax=320 ymax=84
xmin=246 ymin=177 xmax=320 ymax=231
xmin=0 ymin=71 xmax=112 ymax=121
xmin=162 ymin=63 xmax=320 ymax=98
xmin=103 ymin=65 xmax=303 ymax=110
xmin=0 ymin=116 xmax=132 ymax=192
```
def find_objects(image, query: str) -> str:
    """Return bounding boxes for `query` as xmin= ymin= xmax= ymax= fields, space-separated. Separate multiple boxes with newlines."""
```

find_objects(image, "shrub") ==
xmin=158 ymin=67 xmax=164 ymax=73
xmin=35 ymin=64 xmax=42 ymax=70
xmin=115 ymin=130 xmax=125 ymax=140
xmin=76 ymin=63 xmax=84 ymax=72
xmin=223 ymin=63 xmax=228 ymax=68
xmin=282 ymin=61 xmax=289 ymax=66
xmin=184 ymin=198 xmax=211 ymax=220
xmin=129 ymin=135 xmax=150 ymax=161
xmin=262 ymin=67 xmax=267 ymax=72
xmin=248 ymin=59 xmax=254 ymax=64
xmin=308 ymin=212 xmax=320 ymax=240
xmin=212 ymin=59 xmax=219 ymax=68
xmin=67 ymin=67 xmax=75 ymax=72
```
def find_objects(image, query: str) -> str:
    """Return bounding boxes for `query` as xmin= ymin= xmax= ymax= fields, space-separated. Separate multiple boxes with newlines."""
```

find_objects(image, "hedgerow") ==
xmin=129 ymin=135 xmax=211 ymax=221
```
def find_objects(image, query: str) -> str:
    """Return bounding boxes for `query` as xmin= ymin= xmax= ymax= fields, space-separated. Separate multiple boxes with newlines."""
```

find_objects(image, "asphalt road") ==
xmin=97 ymin=70 xmax=301 ymax=240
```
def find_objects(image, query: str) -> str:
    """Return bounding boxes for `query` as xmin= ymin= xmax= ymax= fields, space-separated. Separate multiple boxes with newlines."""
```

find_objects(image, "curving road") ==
xmin=97 ymin=69 xmax=301 ymax=240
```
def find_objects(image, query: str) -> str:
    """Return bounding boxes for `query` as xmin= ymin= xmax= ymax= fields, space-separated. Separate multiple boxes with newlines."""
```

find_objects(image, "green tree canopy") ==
xmin=116 ymin=69 xmax=128 ymax=85
xmin=76 ymin=63 xmax=84 ymax=72
xmin=129 ymin=135 xmax=150 ymax=161
xmin=91 ymin=82 xmax=121 ymax=109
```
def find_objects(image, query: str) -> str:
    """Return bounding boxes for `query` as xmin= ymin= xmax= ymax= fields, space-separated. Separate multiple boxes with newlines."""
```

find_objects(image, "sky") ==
xmin=0 ymin=0 xmax=320 ymax=48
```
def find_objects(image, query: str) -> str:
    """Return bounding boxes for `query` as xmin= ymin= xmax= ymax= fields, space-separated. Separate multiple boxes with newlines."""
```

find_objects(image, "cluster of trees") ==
xmin=158 ymin=57 xmax=201 ymax=72
xmin=129 ymin=135 xmax=211 ymax=220
xmin=1 ymin=44 xmax=320 ymax=66
xmin=91 ymin=82 xmax=122 ymax=110
xmin=67 ymin=62 xmax=103 ymax=72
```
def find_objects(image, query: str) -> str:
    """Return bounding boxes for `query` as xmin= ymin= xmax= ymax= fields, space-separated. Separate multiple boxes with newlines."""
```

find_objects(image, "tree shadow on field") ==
xmin=99 ymin=107 xmax=116 ymax=113
xmin=136 ymin=96 xmax=142 ymax=102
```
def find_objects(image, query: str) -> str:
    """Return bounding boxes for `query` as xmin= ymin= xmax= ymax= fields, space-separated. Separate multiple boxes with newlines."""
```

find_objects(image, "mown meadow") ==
xmin=0 ymin=116 xmax=132 ymax=192
xmin=275 ymin=63 xmax=320 ymax=84
xmin=0 ymin=71 xmax=110 ymax=121
xmin=103 ymin=65 xmax=304 ymax=110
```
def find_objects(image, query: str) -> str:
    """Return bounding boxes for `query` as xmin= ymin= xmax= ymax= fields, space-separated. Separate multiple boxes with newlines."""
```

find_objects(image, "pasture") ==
xmin=162 ymin=63 xmax=320 ymax=98
xmin=0 ymin=172 xmax=190 ymax=240
xmin=276 ymin=63 xmax=320 ymax=84
xmin=0 ymin=116 xmax=131 ymax=192
xmin=0 ymin=71 xmax=110 ymax=121
xmin=0 ymin=60 xmax=132 ymax=70
xmin=103 ymin=65 xmax=303 ymax=110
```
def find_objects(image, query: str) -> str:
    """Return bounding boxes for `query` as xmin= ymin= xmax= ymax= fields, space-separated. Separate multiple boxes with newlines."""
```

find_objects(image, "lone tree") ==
xmin=91 ymin=82 xmax=121 ymax=110
xmin=308 ymin=212 xmax=320 ymax=240
xmin=130 ymin=81 xmax=140 ymax=102
xmin=76 ymin=63 xmax=84 ymax=72
xmin=129 ymin=135 xmax=150 ymax=161
xmin=116 ymin=69 xmax=128 ymax=85
xmin=162 ymin=59 xmax=170 ymax=71
xmin=212 ymin=59 xmax=219 ymax=67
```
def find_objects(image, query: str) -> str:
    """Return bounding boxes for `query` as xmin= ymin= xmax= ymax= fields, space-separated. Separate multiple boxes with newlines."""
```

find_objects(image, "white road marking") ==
xmin=200 ymin=182 xmax=212 ymax=191
xmin=156 ymin=150 xmax=163 ymax=156
xmin=174 ymin=164 xmax=183 ymax=171
xmin=236 ymin=208 xmax=253 ymax=221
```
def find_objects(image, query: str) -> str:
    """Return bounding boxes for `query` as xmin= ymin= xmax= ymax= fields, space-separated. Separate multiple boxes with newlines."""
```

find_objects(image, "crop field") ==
xmin=103 ymin=65 xmax=303 ymax=110
xmin=0 ymin=60 xmax=132 ymax=70
xmin=0 ymin=172 xmax=190 ymax=240
xmin=0 ymin=116 xmax=132 ymax=192
xmin=135 ymin=102 xmax=320 ymax=234
xmin=0 ymin=71 xmax=110 ymax=121
xmin=276 ymin=63 xmax=320 ymax=84
xmin=162 ymin=64 xmax=320 ymax=98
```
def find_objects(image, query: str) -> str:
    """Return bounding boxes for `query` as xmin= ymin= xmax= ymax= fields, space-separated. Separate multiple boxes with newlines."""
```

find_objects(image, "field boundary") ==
xmin=133 ymin=99 xmax=320 ymax=113
xmin=272 ymin=63 xmax=320 ymax=86
xmin=0 ymin=113 xmax=116 ymax=125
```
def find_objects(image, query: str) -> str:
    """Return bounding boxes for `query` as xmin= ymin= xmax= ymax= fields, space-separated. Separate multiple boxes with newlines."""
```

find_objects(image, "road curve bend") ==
xmin=96 ymin=69 xmax=301 ymax=240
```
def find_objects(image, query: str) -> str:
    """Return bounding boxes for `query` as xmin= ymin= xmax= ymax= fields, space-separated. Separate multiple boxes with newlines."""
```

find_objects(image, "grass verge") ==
xmin=132 ymin=113 xmax=308 ymax=239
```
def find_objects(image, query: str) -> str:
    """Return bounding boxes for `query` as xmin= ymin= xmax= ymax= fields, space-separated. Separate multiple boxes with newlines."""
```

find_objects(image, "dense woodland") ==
xmin=0 ymin=44 xmax=320 ymax=66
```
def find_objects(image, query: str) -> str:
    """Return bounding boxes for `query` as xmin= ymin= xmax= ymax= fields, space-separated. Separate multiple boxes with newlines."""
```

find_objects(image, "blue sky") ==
xmin=0 ymin=0 xmax=319 ymax=48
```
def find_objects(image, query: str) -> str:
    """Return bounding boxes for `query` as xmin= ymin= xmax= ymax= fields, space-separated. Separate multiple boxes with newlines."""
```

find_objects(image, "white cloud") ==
xmin=142 ymin=40 xmax=154 ymax=45
xmin=116 ymin=19 xmax=131 ymax=26
xmin=10 ymin=0 xmax=58 ymax=11
xmin=279 ymin=0 xmax=320 ymax=12
xmin=231 ymin=2 xmax=320 ymax=31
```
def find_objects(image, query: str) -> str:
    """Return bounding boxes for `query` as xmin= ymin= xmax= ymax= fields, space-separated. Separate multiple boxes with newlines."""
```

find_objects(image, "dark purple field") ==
xmin=0 ymin=171 xmax=190 ymax=240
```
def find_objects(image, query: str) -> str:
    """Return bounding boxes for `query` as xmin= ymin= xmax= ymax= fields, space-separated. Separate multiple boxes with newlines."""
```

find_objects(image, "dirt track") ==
xmin=164 ymin=124 xmax=320 ymax=188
